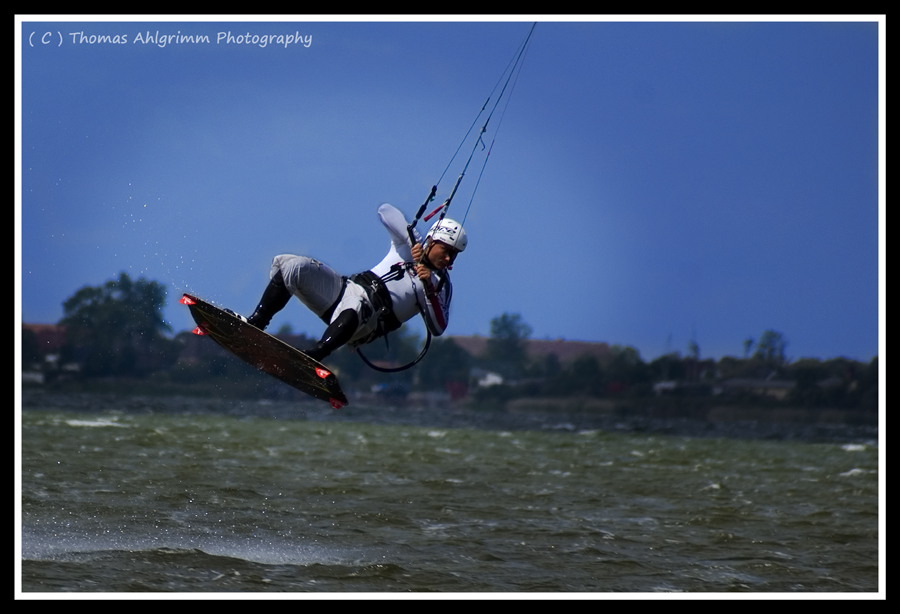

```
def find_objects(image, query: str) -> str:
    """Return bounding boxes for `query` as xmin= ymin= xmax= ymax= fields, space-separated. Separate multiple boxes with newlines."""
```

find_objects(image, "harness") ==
xmin=349 ymin=269 xmax=403 ymax=344
xmin=352 ymin=262 xmax=445 ymax=373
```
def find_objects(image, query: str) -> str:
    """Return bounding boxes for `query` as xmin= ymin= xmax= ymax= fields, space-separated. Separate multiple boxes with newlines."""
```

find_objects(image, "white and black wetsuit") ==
xmin=369 ymin=203 xmax=451 ymax=338
xmin=269 ymin=203 xmax=452 ymax=347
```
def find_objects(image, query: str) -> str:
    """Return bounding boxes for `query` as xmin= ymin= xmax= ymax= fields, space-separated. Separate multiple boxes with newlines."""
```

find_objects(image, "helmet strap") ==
xmin=421 ymin=239 xmax=437 ymax=270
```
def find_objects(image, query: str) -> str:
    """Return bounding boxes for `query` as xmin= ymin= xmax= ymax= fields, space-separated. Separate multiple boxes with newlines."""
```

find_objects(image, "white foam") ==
xmin=64 ymin=418 xmax=128 ymax=428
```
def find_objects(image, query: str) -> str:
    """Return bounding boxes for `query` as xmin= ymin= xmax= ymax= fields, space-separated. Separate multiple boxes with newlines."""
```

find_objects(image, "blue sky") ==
xmin=16 ymin=16 xmax=884 ymax=363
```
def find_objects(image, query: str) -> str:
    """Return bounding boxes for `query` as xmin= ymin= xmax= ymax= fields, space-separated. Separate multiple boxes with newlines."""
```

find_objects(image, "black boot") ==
xmin=247 ymin=271 xmax=292 ymax=331
xmin=305 ymin=309 xmax=359 ymax=362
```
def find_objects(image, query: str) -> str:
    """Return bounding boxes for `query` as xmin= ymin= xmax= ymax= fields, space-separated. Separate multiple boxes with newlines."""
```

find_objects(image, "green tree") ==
xmin=21 ymin=327 xmax=41 ymax=367
xmin=563 ymin=354 xmax=604 ymax=396
xmin=742 ymin=338 xmax=755 ymax=359
xmin=754 ymin=329 xmax=788 ymax=364
xmin=274 ymin=322 xmax=294 ymax=335
xmin=787 ymin=358 xmax=829 ymax=407
xmin=606 ymin=344 xmax=647 ymax=393
xmin=649 ymin=352 xmax=685 ymax=381
xmin=485 ymin=312 xmax=532 ymax=377
xmin=416 ymin=336 xmax=472 ymax=391
xmin=59 ymin=272 xmax=178 ymax=377
xmin=687 ymin=339 xmax=700 ymax=360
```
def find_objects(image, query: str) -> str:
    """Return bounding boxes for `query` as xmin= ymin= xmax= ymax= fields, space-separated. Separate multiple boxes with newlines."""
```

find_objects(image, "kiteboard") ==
xmin=179 ymin=293 xmax=348 ymax=409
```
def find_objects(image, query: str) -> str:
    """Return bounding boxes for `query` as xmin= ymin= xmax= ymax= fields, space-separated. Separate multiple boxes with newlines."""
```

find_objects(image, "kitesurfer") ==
xmin=244 ymin=203 xmax=467 ymax=362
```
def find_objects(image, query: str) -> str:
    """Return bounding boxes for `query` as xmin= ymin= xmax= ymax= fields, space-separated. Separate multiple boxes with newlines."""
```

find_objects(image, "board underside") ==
xmin=180 ymin=293 xmax=347 ymax=408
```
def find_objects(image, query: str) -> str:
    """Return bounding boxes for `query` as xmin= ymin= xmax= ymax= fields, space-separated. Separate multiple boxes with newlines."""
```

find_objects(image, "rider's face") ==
xmin=427 ymin=241 xmax=459 ymax=270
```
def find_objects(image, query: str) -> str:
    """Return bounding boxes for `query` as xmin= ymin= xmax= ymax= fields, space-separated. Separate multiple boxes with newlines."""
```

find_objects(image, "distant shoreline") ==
xmin=20 ymin=389 xmax=878 ymax=445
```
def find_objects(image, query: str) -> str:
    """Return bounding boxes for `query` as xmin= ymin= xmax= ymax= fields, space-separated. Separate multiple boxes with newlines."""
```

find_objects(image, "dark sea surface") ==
xmin=18 ymin=392 xmax=882 ymax=595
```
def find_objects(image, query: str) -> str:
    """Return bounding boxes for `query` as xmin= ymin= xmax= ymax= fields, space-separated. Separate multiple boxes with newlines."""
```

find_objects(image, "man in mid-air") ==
xmin=243 ymin=203 xmax=467 ymax=362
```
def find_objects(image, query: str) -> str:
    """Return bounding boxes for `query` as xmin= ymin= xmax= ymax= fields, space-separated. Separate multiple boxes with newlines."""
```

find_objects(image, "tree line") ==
xmin=22 ymin=272 xmax=879 ymax=411
xmin=464 ymin=314 xmax=878 ymax=412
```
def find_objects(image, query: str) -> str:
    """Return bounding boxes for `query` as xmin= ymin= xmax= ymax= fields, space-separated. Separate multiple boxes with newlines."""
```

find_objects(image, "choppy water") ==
xmin=19 ymin=395 xmax=881 ymax=594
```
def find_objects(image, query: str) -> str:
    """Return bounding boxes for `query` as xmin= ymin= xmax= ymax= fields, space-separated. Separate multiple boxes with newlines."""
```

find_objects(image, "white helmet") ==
xmin=426 ymin=218 xmax=468 ymax=253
